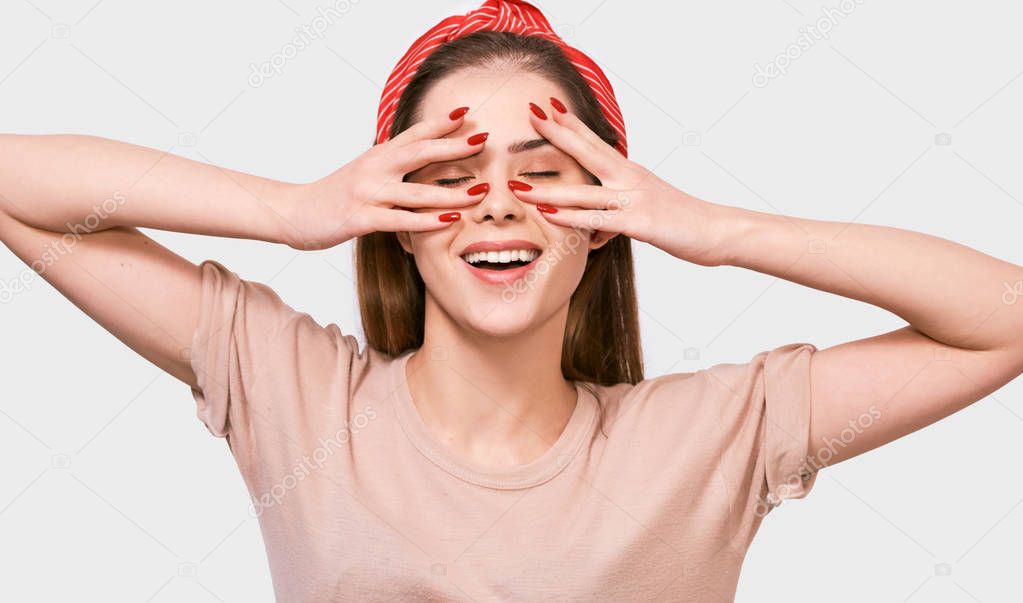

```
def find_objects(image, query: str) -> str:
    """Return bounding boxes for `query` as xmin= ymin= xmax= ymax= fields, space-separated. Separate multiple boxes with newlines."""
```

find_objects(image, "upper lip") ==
xmin=459 ymin=239 xmax=543 ymax=256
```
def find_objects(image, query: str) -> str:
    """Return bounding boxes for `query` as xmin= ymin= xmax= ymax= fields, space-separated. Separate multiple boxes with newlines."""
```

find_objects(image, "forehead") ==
xmin=418 ymin=70 xmax=565 ymax=141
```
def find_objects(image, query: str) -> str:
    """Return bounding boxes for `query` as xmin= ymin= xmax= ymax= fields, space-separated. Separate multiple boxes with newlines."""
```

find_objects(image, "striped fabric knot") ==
xmin=375 ymin=0 xmax=628 ymax=157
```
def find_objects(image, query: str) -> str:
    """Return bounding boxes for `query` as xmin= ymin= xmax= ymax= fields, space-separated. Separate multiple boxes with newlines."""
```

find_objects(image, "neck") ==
xmin=404 ymin=296 xmax=578 ymax=468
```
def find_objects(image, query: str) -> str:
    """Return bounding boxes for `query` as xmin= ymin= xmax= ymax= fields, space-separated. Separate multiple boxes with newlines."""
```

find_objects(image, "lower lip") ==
xmin=462 ymin=254 xmax=543 ymax=285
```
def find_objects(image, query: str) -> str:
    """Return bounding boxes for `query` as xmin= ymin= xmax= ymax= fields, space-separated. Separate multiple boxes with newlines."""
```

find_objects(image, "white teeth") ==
xmin=462 ymin=248 xmax=540 ymax=265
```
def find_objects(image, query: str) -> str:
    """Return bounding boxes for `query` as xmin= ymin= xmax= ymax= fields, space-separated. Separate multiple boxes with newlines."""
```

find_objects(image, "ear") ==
xmin=396 ymin=231 xmax=414 ymax=254
xmin=588 ymin=230 xmax=619 ymax=250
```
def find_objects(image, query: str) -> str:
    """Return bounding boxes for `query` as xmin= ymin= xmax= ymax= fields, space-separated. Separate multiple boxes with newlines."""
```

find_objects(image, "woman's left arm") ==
xmin=703 ymin=203 xmax=1023 ymax=466
xmin=513 ymin=101 xmax=1023 ymax=467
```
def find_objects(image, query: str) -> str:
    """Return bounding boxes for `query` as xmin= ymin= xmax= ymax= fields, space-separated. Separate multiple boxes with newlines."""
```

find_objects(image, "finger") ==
xmin=387 ymin=105 xmax=472 ymax=148
xmin=368 ymin=206 xmax=463 ymax=233
xmin=378 ymin=181 xmax=488 ymax=209
xmin=390 ymin=132 xmax=488 ymax=175
xmin=547 ymin=96 xmax=617 ymax=152
xmin=546 ymin=98 xmax=629 ymax=174
xmin=552 ymin=108 xmax=626 ymax=166
xmin=528 ymin=105 xmax=618 ymax=180
xmin=507 ymin=182 xmax=628 ymax=210
xmin=533 ymin=206 xmax=628 ymax=235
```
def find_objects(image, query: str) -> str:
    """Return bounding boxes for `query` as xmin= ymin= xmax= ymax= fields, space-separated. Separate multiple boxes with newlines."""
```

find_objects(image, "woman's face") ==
xmin=397 ymin=69 xmax=615 ymax=339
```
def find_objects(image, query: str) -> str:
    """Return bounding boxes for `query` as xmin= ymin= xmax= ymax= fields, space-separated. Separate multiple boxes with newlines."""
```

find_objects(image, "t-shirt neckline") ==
xmin=389 ymin=349 xmax=597 ymax=490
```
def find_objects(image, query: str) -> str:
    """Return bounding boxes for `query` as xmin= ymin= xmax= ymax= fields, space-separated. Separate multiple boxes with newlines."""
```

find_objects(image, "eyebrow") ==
xmin=507 ymin=137 xmax=550 ymax=154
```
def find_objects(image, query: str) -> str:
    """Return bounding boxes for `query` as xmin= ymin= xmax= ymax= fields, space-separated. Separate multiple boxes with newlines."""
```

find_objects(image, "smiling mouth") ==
xmin=460 ymin=249 xmax=541 ymax=271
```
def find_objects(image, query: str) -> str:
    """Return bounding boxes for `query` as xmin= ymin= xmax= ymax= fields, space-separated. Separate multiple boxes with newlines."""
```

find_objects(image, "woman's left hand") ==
xmin=508 ymin=98 xmax=729 ymax=267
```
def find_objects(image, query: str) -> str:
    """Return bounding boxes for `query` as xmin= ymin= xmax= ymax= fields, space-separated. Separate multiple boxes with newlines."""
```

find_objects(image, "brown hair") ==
xmin=356 ymin=31 xmax=643 ymax=390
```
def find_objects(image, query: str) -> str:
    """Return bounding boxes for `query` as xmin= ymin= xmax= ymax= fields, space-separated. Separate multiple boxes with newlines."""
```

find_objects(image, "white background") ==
xmin=1 ymin=0 xmax=1021 ymax=600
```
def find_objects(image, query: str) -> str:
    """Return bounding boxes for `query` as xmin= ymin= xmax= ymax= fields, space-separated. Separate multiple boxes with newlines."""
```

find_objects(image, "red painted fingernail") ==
xmin=550 ymin=96 xmax=567 ymax=113
xmin=467 ymin=182 xmax=489 ymax=196
xmin=439 ymin=212 xmax=461 ymax=222
xmin=529 ymin=102 xmax=547 ymax=120
xmin=467 ymin=132 xmax=489 ymax=145
xmin=507 ymin=179 xmax=532 ymax=191
xmin=449 ymin=106 xmax=469 ymax=120
xmin=536 ymin=204 xmax=557 ymax=214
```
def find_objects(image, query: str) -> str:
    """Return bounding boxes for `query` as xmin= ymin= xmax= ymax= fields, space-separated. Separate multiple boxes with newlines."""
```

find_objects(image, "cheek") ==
xmin=537 ymin=230 xmax=592 ymax=287
xmin=407 ymin=231 xmax=457 ymax=277
xmin=543 ymin=219 xmax=591 ymax=261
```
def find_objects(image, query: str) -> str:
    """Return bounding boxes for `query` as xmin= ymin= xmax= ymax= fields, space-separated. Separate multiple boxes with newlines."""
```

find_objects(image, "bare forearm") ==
xmin=713 ymin=203 xmax=1023 ymax=352
xmin=0 ymin=133 xmax=295 ymax=243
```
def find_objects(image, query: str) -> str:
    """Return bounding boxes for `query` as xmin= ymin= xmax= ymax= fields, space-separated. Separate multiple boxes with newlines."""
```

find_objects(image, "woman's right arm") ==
xmin=0 ymin=112 xmax=489 ymax=389
xmin=0 ymin=134 xmax=293 ymax=241
xmin=0 ymin=133 xmax=299 ymax=388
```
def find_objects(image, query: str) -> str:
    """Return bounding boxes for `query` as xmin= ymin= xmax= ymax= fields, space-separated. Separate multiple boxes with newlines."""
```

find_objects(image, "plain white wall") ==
xmin=1 ymin=1 xmax=1021 ymax=600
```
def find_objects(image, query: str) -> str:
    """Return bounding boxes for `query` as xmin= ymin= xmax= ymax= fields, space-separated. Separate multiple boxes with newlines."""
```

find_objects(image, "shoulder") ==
xmin=190 ymin=258 xmax=386 ymax=438
xmin=589 ymin=342 xmax=817 ymax=435
xmin=582 ymin=343 xmax=819 ymax=512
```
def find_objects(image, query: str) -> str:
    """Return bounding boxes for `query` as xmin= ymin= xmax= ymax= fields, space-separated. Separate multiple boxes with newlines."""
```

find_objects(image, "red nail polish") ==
xmin=449 ymin=106 xmax=469 ymax=120
xmin=550 ymin=96 xmax=567 ymax=113
xmin=536 ymin=204 xmax=558 ymax=214
xmin=507 ymin=179 xmax=532 ymax=191
xmin=467 ymin=182 xmax=489 ymax=196
xmin=529 ymin=102 xmax=548 ymax=120
xmin=467 ymin=132 xmax=489 ymax=145
xmin=439 ymin=212 xmax=461 ymax=222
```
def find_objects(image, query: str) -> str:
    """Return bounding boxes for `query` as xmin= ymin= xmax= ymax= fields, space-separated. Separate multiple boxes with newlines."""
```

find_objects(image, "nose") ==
xmin=468 ymin=175 xmax=527 ymax=224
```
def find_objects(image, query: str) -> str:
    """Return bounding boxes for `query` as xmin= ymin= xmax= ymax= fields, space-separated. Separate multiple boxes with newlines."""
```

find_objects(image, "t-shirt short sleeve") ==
xmin=187 ymin=259 xmax=360 ymax=442
xmin=705 ymin=342 xmax=819 ymax=512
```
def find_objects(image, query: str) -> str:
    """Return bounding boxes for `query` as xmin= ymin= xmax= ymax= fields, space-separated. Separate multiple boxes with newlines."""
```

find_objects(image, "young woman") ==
xmin=2 ymin=1 xmax=1021 ymax=600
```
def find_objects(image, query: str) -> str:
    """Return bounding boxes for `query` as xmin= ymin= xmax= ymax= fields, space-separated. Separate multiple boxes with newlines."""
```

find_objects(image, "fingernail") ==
xmin=536 ymin=204 xmax=558 ymax=214
xmin=467 ymin=132 xmax=489 ymax=145
xmin=449 ymin=106 xmax=469 ymax=120
xmin=439 ymin=212 xmax=461 ymax=222
xmin=467 ymin=182 xmax=489 ymax=196
xmin=550 ymin=96 xmax=567 ymax=113
xmin=507 ymin=179 xmax=532 ymax=191
xmin=529 ymin=102 xmax=548 ymax=120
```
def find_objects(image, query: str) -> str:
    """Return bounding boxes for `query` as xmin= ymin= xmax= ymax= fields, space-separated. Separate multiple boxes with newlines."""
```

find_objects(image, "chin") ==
xmin=459 ymin=298 xmax=546 ymax=339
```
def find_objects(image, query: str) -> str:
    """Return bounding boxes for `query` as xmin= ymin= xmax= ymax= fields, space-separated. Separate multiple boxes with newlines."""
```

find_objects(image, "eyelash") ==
xmin=434 ymin=171 xmax=560 ymax=187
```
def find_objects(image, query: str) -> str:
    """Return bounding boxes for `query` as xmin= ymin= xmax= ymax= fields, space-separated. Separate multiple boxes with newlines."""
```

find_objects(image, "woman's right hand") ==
xmin=278 ymin=107 xmax=490 ymax=250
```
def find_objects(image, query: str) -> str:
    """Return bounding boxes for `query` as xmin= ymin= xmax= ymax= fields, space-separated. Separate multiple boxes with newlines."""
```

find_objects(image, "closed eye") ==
xmin=434 ymin=171 xmax=559 ymax=186
xmin=433 ymin=176 xmax=475 ymax=187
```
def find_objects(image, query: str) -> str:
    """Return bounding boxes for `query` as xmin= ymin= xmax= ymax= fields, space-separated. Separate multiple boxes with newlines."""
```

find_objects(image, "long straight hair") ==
xmin=356 ymin=31 xmax=643 ymax=388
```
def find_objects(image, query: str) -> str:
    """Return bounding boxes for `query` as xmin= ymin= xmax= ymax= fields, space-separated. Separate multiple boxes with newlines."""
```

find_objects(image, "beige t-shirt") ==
xmin=189 ymin=259 xmax=819 ymax=602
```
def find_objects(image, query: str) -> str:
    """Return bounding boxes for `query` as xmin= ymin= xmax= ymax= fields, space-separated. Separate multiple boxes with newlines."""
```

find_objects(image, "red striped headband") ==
xmin=375 ymin=0 xmax=628 ymax=157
